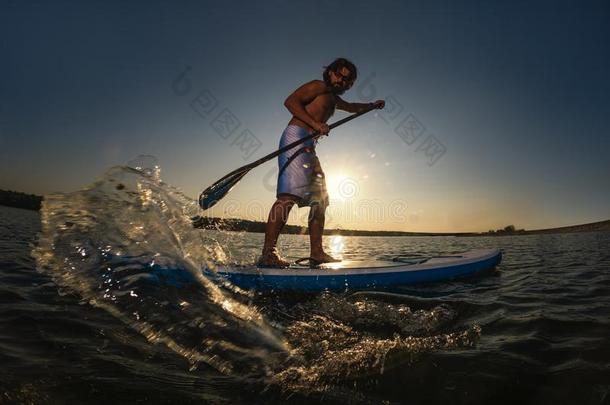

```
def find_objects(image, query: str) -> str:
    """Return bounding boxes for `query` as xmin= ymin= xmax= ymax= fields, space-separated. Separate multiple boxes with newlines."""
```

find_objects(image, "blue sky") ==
xmin=1 ymin=0 xmax=609 ymax=232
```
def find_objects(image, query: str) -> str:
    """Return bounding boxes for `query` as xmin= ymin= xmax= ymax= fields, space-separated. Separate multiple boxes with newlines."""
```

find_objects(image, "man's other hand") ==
xmin=372 ymin=99 xmax=385 ymax=109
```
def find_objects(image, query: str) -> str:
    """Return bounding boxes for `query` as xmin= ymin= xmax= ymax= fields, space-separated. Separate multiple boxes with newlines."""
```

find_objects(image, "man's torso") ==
xmin=288 ymin=87 xmax=336 ymax=131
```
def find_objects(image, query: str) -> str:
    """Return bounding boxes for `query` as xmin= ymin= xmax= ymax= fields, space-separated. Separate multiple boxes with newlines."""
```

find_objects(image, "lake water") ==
xmin=1 ymin=166 xmax=609 ymax=404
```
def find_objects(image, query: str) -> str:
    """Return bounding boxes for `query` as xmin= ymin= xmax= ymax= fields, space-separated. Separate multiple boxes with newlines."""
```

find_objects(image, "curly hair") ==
xmin=323 ymin=58 xmax=358 ymax=87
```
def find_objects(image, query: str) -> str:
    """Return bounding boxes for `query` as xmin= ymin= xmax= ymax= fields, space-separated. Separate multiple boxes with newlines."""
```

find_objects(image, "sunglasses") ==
xmin=335 ymin=70 xmax=353 ymax=83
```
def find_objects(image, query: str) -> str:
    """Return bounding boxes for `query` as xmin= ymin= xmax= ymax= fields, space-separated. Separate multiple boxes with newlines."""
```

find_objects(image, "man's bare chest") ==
xmin=306 ymin=94 xmax=336 ymax=119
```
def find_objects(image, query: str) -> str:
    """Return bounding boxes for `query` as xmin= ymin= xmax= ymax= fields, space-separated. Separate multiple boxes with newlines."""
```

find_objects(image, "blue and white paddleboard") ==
xmin=211 ymin=248 xmax=502 ymax=291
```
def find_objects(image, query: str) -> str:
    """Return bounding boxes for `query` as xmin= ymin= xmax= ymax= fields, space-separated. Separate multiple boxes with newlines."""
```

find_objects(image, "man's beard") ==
xmin=330 ymin=83 xmax=346 ymax=95
xmin=324 ymin=76 xmax=347 ymax=95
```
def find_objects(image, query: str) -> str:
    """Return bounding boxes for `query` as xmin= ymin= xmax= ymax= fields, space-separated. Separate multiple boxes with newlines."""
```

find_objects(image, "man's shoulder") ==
xmin=302 ymin=79 xmax=327 ymax=91
xmin=309 ymin=79 xmax=325 ymax=86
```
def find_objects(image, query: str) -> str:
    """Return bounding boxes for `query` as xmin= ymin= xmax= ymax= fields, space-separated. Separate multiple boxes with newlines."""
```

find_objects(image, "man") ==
xmin=258 ymin=58 xmax=385 ymax=268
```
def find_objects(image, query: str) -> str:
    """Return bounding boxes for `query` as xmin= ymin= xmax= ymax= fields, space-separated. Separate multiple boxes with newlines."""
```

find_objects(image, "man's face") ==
xmin=329 ymin=67 xmax=354 ymax=94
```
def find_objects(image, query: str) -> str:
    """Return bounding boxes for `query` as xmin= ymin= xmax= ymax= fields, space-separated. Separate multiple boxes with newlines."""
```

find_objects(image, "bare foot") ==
xmin=310 ymin=252 xmax=341 ymax=264
xmin=257 ymin=248 xmax=291 ymax=268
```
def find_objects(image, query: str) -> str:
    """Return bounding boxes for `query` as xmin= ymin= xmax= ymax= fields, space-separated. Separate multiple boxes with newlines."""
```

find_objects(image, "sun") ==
xmin=325 ymin=173 xmax=353 ymax=201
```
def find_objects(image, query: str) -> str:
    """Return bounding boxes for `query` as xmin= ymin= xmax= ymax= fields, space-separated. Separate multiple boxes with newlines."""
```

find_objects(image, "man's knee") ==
xmin=270 ymin=196 xmax=296 ymax=222
xmin=308 ymin=204 xmax=325 ymax=220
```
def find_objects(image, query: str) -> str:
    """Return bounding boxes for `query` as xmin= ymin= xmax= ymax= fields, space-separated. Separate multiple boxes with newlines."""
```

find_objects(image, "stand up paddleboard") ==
xmin=210 ymin=248 xmax=502 ymax=291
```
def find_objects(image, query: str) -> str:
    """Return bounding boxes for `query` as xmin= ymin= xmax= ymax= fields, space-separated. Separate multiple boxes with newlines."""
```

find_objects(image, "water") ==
xmin=1 ymin=165 xmax=609 ymax=404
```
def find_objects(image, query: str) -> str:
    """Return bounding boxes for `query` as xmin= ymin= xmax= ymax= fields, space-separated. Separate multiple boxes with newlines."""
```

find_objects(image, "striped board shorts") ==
xmin=276 ymin=125 xmax=329 ymax=208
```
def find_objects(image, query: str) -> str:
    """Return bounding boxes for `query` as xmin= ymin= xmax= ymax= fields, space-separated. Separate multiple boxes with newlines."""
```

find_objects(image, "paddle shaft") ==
xmin=212 ymin=105 xmax=377 ymax=184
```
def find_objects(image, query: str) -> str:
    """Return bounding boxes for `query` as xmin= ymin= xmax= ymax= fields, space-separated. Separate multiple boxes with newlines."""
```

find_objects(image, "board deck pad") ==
xmin=289 ymin=259 xmax=416 ymax=270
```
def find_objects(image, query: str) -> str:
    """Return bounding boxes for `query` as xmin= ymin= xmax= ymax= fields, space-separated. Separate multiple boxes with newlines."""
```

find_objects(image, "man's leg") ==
xmin=308 ymin=203 xmax=325 ymax=257
xmin=308 ymin=203 xmax=339 ymax=262
xmin=261 ymin=195 xmax=297 ymax=265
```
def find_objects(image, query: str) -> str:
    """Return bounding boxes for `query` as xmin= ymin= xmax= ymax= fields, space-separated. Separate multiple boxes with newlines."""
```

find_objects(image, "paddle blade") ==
xmin=198 ymin=170 xmax=248 ymax=210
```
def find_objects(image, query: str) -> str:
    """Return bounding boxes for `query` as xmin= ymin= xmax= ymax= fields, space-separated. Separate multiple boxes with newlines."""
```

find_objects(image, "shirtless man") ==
xmin=258 ymin=58 xmax=385 ymax=268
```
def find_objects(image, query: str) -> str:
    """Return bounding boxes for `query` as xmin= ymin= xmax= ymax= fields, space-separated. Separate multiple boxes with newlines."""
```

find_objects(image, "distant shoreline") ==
xmin=0 ymin=189 xmax=42 ymax=211
xmin=2 ymin=189 xmax=608 ymax=237
xmin=190 ymin=216 xmax=475 ymax=237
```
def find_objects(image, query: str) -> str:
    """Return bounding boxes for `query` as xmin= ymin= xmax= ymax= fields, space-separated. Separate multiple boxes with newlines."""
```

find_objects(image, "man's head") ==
xmin=323 ymin=58 xmax=357 ymax=95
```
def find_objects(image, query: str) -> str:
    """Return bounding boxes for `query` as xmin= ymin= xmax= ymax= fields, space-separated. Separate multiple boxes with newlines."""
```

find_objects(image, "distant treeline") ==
xmin=523 ymin=219 xmax=610 ymax=235
xmin=480 ymin=224 xmax=527 ymax=236
xmin=191 ymin=215 xmax=475 ymax=237
xmin=0 ymin=190 xmax=42 ymax=211
xmin=467 ymin=221 xmax=610 ymax=236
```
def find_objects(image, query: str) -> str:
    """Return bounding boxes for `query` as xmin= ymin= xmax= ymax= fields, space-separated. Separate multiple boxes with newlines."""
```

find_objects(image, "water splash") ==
xmin=266 ymin=292 xmax=481 ymax=393
xmin=34 ymin=162 xmax=286 ymax=376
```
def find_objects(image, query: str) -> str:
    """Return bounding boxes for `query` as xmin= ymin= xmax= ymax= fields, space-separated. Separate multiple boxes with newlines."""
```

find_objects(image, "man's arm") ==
xmin=284 ymin=80 xmax=329 ymax=133
xmin=336 ymin=96 xmax=385 ymax=113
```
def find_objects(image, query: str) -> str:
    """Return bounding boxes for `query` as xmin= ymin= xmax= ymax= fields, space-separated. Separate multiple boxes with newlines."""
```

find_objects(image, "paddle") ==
xmin=198 ymin=104 xmax=378 ymax=210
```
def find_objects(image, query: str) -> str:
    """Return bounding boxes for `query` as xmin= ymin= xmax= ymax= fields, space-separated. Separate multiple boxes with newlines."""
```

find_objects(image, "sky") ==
xmin=1 ymin=0 xmax=609 ymax=232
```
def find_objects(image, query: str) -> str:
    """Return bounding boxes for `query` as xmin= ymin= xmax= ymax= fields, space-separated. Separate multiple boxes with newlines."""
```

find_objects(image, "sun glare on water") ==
xmin=329 ymin=235 xmax=345 ymax=258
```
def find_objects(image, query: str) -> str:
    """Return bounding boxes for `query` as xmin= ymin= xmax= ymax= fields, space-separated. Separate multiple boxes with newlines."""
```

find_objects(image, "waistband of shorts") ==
xmin=284 ymin=124 xmax=310 ymax=133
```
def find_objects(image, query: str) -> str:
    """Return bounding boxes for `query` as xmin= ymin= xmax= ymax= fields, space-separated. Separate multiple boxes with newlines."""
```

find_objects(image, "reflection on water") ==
xmin=329 ymin=235 xmax=345 ymax=259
